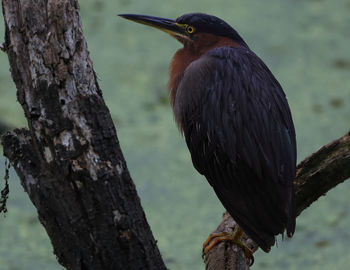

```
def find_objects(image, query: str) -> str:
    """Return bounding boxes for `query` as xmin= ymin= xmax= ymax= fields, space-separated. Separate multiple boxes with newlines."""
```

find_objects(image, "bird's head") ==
xmin=119 ymin=13 xmax=248 ymax=48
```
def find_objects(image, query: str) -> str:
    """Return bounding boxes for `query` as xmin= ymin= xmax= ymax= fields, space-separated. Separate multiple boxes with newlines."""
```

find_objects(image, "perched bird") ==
xmin=119 ymin=13 xmax=296 ymax=260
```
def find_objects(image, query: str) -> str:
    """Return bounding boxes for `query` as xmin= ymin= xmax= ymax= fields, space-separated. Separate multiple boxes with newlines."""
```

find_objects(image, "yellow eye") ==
xmin=186 ymin=26 xmax=195 ymax=34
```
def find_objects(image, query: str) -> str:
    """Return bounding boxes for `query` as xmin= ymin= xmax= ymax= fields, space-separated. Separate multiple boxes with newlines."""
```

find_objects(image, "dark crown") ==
xmin=176 ymin=13 xmax=248 ymax=47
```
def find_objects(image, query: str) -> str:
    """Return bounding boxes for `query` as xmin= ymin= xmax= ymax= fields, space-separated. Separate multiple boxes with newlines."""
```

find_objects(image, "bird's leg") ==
xmin=202 ymin=226 xmax=254 ymax=266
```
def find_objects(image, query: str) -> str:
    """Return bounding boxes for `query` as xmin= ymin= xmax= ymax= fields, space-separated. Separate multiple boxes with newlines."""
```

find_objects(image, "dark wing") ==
xmin=174 ymin=47 xmax=296 ymax=252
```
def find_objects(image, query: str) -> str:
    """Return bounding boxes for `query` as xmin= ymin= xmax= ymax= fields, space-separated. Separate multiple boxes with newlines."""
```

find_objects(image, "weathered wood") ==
xmin=295 ymin=132 xmax=350 ymax=216
xmin=204 ymin=131 xmax=350 ymax=270
xmin=1 ymin=1 xmax=166 ymax=269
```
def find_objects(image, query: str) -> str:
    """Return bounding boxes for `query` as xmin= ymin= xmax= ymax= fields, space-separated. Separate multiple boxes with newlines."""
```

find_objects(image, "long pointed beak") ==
xmin=118 ymin=14 xmax=189 ymax=39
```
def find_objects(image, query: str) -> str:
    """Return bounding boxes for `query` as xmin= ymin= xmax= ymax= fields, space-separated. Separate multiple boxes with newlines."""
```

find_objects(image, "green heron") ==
xmin=119 ymin=13 xmax=296 ymax=261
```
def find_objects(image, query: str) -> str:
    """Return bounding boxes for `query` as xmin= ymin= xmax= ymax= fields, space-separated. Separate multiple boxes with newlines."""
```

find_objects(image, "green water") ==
xmin=1 ymin=0 xmax=350 ymax=269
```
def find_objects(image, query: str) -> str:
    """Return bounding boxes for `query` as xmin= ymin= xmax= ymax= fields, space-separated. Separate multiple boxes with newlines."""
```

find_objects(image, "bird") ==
xmin=119 ymin=12 xmax=296 ymax=262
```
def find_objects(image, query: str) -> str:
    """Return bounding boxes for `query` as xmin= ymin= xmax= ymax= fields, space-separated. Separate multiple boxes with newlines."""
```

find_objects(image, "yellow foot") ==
xmin=202 ymin=230 xmax=254 ymax=266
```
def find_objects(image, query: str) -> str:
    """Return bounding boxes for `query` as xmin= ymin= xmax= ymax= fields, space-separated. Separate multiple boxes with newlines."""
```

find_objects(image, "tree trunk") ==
xmin=1 ymin=1 xmax=350 ymax=270
xmin=1 ymin=1 xmax=166 ymax=269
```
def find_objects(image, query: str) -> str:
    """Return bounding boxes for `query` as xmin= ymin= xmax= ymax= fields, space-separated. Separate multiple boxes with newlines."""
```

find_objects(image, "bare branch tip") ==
xmin=0 ymin=43 xmax=7 ymax=53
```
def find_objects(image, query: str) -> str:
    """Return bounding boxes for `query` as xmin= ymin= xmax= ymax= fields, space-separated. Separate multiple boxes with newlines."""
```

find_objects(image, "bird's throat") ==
xmin=168 ymin=34 xmax=240 ymax=109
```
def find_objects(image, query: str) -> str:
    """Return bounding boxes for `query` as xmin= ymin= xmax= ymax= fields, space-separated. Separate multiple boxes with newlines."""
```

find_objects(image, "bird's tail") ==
xmin=286 ymin=186 xmax=296 ymax=237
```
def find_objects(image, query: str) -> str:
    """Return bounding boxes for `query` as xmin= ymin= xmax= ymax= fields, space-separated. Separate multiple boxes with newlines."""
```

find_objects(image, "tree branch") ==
xmin=1 ymin=1 xmax=166 ymax=269
xmin=294 ymin=132 xmax=350 ymax=215
xmin=204 ymin=131 xmax=350 ymax=270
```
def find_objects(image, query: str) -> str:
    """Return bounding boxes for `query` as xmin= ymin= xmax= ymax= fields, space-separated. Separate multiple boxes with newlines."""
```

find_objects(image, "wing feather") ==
xmin=174 ymin=46 xmax=296 ymax=252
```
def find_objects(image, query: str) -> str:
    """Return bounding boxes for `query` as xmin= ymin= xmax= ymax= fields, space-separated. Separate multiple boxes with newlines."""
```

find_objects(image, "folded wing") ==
xmin=174 ymin=47 xmax=296 ymax=252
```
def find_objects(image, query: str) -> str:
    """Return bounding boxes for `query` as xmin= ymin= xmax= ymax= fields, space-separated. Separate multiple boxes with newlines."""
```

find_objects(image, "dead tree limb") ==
xmin=204 ymin=132 xmax=350 ymax=270
xmin=1 ymin=1 xmax=166 ymax=269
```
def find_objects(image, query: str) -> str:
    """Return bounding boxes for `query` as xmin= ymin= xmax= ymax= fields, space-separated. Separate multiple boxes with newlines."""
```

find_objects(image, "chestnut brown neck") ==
xmin=169 ymin=33 xmax=240 ymax=109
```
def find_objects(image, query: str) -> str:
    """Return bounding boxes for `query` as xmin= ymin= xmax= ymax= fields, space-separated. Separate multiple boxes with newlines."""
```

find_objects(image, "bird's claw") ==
xmin=243 ymin=245 xmax=254 ymax=266
xmin=202 ymin=232 xmax=254 ymax=266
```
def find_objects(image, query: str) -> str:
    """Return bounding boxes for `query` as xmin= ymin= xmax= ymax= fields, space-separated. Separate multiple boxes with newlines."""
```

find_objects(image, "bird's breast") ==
xmin=169 ymin=35 xmax=240 ymax=110
xmin=169 ymin=48 xmax=199 ymax=109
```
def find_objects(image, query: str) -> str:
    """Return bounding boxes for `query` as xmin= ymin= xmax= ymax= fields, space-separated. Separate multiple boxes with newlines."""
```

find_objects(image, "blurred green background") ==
xmin=1 ymin=0 xmax=350 ymax=269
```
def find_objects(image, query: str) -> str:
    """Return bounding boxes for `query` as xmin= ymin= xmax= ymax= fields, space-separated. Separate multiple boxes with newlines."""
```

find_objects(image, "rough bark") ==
xmin=204 ymin=132 xmax=350 ymax=270
xmin=1 ymin=1 xmax=166 ymax=270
